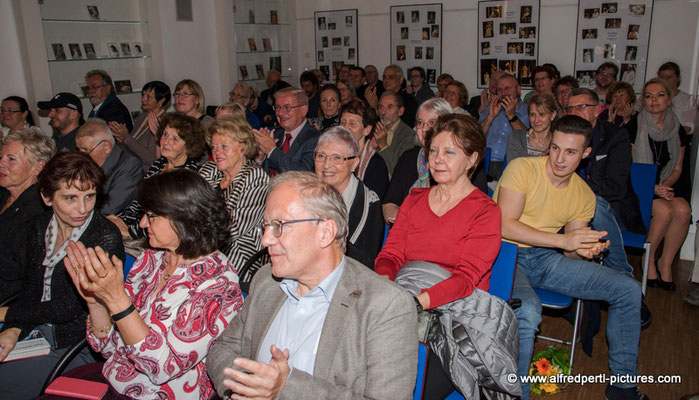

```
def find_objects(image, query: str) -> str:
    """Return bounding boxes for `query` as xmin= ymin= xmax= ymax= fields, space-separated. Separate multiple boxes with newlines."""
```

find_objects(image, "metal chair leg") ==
xmin=641 ymin=242 xmax=651 ymax=295
xmin=569 ymin=299 xmax=583 ymax=374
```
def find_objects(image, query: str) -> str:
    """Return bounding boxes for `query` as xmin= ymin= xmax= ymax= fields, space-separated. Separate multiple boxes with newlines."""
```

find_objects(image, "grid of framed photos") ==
xmin=478 ymin=0 xmax=540 ymax=89
xmin=39 ymin=1 xmax=152 ymax=114
xmin=314 ymin=9 xmax=358 ymax=83
xmin=234 ymin=0 xmax=291 ymax=90
xmin=390 ymin=4 xmax=442 ymax=87
xmin=574 ymin=0 xmax=653 ymax=92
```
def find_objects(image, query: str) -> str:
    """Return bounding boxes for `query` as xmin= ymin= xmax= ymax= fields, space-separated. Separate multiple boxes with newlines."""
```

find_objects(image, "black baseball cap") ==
xmin=37 ymin=92 xmax=83 ymax=115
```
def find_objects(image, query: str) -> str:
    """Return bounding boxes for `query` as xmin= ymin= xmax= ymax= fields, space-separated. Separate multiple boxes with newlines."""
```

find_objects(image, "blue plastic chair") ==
xmin=622 ymin=163 xmax=657 ymax=295
xmin=429 ymin=242 xmax=519 ymax=400
xmin=488 ymin=241 xmax=518 ymax=302
xmin=484 ymin=147 xmax=491 ymax=175
xmin=123 ymin=254 xmax=136 ymax=279
xmin=534 ymin=289 xmax=583 ymax=373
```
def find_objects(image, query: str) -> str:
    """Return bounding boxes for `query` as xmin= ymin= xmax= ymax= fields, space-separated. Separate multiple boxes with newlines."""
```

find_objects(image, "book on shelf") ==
xmin=3 ymin=327 xmax=51 ymax=362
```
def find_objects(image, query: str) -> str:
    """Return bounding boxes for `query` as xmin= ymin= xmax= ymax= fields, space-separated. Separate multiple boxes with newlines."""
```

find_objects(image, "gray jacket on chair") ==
xmin=396 ymin=261 xmax=522 ymax=400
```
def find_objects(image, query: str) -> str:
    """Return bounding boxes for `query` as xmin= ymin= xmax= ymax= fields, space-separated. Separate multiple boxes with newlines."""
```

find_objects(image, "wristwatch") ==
xmin=508 ymin=115 xmax=518 ymax=123
xmin=413 ymin=296 xmax=423 ymax=313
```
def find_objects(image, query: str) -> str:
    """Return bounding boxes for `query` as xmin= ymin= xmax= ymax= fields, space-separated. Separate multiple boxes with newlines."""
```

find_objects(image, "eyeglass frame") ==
xmin=257 ymin=218 xmax=326 ymax=238
xmin=313 ymin=152 xmax=357 ymax=164
xmin=144 ymin=212 xmax=160 ymax=224
xmin=415 ymin=119 xmax=436 ymax=129
xmin=78 ymin=139 xmax=106 ymax=155
xmin=173 ymin=91 xmax=195 ymax=99
xmin=564 ymin=104 xmax=597 ymax=114
xmin=273 ymin=104 xmax=305 ymax=113
xmin=0 ymin=108 xmax=23 ymax=114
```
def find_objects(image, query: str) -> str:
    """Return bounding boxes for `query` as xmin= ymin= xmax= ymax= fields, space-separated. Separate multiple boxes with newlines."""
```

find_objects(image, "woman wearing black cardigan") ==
xmin=0 ymin=152 xmax=124 ymax=399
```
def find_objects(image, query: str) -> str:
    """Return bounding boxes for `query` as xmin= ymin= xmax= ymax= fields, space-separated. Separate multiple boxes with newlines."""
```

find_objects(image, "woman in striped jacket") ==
xmin=199 ymin=117 xmax=268 ymax=277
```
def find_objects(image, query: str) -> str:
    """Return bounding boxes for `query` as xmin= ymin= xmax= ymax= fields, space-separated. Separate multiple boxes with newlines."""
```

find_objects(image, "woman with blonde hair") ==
xmin=174 ymin=79 xmax=214 ymax=131
xmin=199 ymin=117 xmax=268 ymax=282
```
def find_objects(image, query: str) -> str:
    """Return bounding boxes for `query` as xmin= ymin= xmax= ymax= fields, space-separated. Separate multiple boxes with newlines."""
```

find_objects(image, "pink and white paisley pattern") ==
xmin=86 ymin=250 xmax=242 ymax=399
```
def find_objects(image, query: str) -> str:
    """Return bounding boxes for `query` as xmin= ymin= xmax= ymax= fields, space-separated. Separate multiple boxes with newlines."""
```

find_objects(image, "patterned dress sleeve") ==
xmin=120 ymin=255 xmax=243 ymax=385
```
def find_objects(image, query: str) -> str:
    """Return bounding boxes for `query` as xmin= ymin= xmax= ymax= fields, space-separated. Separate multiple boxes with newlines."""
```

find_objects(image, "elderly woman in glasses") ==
xmin=228 ymin=82 xmax=262 ymax=129
xmin=109 ymin=112 xmax=205 ymax=241
xmin=174 ymin=79 xmax=215 ymax=131
xmin=314 ymin=126 xmax=384 ymax=267
xmin=61 ymin=169 xmax=242 ymax=400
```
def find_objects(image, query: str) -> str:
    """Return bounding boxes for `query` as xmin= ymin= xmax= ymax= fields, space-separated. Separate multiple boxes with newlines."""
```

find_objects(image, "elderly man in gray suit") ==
xmin=207 ymin=171 xmax=418 ymax=400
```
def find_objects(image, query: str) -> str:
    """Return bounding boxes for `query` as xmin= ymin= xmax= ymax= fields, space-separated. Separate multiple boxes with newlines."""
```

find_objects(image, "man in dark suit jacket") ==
xmin=207 ymin=172 xmax=417 ymax=400
xmin=379 ymin=65 xmax=418 ymax=127
xmin=254 ymin=87 xmax=320 ymax=173
xmin=85 ymin=69 xmax=133 ymax=132
xmin=75 ymin=119 xmax=142 ymax=215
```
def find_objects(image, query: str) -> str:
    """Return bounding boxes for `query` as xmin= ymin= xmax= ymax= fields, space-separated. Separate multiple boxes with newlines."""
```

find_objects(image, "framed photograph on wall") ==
xmin=314 ymin=9 xmax=358 ymax=83
xmin=390 ymin=3 xmax=443 ymax=87
xmin=574 ymin=0 xmax=653 ymax=93
xmin=477 ymin=0 xmax=541 ymax=89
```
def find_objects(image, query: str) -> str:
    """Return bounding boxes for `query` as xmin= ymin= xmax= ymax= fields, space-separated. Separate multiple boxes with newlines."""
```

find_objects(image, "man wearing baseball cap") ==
xmin=37 ymin=92 xmax=84 ymax=151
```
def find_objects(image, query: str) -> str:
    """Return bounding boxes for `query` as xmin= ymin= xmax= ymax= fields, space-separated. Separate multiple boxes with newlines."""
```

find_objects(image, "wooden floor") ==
xmin=531 ymin=256 xmax=699 ymax=399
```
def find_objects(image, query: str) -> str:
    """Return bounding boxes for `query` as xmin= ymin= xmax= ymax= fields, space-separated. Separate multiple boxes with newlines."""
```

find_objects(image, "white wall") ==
xmin=154 ymin=0 xmax=230 ymax=107
xmin=293 ymin=0 xmax=699 ymax=98
xmin=0 ymin=1 xmax=28 ymax=99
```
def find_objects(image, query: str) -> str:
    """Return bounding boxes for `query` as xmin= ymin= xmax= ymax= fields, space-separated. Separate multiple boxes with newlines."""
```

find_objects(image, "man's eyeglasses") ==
xmin=564 ymin=104 xmax=597 ymax=113
xmin=314 ymin=152 xmax=357 ymax=164
xmin=273 ymin=104 xmax=304 ymax=113
xmin=86 ymin=84 xmax=107 ymax=90
xmin=598 ymin=72 xmax=615 ymax=77
xmin=78 ymin=140 xmax=106 ymax=154
xmin=257 ymin=219 xmax=325 ymax=237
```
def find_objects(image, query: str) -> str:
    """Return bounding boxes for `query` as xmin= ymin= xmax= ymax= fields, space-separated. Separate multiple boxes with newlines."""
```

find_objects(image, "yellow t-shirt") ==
xmin=494 ymin=156 xmax=596 ymax=247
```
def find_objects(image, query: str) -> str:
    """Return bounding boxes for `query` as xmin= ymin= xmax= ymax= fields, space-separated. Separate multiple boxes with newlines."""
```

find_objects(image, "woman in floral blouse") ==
xmin=62 ymin=169 xmax=243 ymax=400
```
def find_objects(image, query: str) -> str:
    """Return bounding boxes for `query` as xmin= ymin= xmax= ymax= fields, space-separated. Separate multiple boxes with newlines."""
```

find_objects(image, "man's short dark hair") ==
xmin=138 ymin=169 xmax=231 ymax=259
xmin=596 ymin=62 xmax=619 ymax=77
xmin=300 ymin=71 xmax=319 ymax=88
xmin=551 ymin=115 xmax=593 ymax=148
xmin=350 ymin=66 xmax=365 ymax=76
xmin=553 ymin=75 xmax=579 ymax=94
xmin=569 ymin=87 xmax=600 ymax=105
xmin=410 ymin=66 xmax=426 ymax=79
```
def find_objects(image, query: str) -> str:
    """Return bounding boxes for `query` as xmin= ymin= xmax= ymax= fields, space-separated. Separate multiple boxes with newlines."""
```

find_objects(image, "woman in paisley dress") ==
xmin=61 ymin=169 xmax=243 ymax=400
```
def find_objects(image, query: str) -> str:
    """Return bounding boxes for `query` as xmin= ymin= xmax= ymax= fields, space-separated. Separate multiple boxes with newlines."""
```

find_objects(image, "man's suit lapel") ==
xmin=274 ymin=129 xmax=284 ymax=150
xmin=313 ymin=261 xmax=360 ymax=380
xmin=251 ymin=281 xmax=286 ymax=360
xmin=287 ymin=123 xmax=311 ymax=155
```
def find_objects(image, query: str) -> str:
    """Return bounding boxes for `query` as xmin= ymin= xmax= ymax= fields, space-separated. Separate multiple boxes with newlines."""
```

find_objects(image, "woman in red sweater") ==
xmin=375 ymin=113 xmax=501 ymax=310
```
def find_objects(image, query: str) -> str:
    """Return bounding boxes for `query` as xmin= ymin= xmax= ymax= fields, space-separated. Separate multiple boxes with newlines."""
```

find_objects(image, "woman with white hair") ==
xmin=0 ymin=129 xmax=56 ymax=299
xmin=314 ymin=126 xmax=384 ymax=267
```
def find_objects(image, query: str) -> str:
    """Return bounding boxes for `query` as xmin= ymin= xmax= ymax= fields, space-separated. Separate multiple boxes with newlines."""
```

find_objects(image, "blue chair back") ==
xmin=123 ymin=254 xmax=136 ymax=280
xmin=414 ymin=342 xmax=429 ymax=400
xmin=629 ymin=163 xmax=657 ymax=231
xmin=484 ymin=147 xmax=491 ymax=175
xmin=488 ymin=241 xmax=518 ymax=302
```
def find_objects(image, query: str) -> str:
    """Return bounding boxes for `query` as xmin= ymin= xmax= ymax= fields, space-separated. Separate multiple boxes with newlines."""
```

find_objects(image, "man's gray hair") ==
xmin=76 ymin=118 xmax=115 ymax=144
xmin=386 ymin=64 xmax=404 ymax=79
xmin=85 ymin=69 xmax=113 ymax=87
xmin=416 ymin=97 xmax=453 ymax=117
xmin=274 ymin=87 xmax=308 ymax=106
xmin=317 ymin=126 xmax=359 ymax=157
xmin=269 ymin=171 xmax=349 ymax=251
xmin=3 ymin=128 xmax=56 ymax=165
